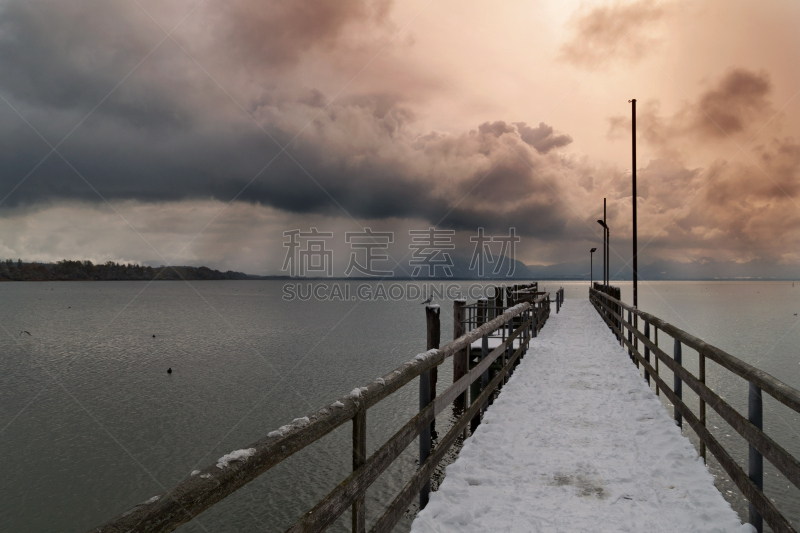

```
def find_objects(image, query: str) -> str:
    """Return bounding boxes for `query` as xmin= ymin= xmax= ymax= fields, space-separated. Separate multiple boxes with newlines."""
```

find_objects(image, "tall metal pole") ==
xmin=603 ymin=198 xmax=607 ymax=288
xmin=607 ymin=226 xmax=610 ymax=287
xmin=630 ymin=99 xmax=638 ymax=309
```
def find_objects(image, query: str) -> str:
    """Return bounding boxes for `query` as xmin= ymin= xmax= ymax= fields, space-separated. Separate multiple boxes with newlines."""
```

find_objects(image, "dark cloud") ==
xmin=693 ymin=68 xmax=772 ymax=137
xmin=0 ymin=0 xmax=581 ymax=246
xmin=515 ymin=122 xmax=573 ymax=154
xmin=560 ymin=0 xmax=666 ymax=68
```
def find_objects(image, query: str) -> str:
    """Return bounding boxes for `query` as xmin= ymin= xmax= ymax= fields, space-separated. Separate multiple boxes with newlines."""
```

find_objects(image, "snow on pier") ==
xmin=412 ymin=300 xmax=753 ymax=533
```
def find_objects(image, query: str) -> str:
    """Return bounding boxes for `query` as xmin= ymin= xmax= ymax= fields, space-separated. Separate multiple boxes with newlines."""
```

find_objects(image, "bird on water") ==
xmin=167 ymin=368 xmax=172 ymax=374
xmin=19 ymin=330 xmax=31 ymax=336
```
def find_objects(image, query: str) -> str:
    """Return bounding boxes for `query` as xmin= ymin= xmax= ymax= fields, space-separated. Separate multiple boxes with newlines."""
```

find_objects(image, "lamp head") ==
xmin=590 ymin=248 xmax=597 ymax=253
xmin=596 ymin=220 xmax=608 ymax=228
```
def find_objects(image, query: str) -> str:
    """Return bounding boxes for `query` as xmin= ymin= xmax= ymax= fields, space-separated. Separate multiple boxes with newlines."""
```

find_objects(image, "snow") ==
xmin=375 ymin=377 xmax=386 ymax=386
xmin=292 ymin=417 xmax=310 ymax=427
xmin=268 ymin=430 xmax=282 ymax=438
xmin=216 ymin=448 xmax=257 ymax=469
xmin=332 ymin=401 xmax=345 ymax=408
xmin=350 ymin=388 xmax=362 ymax=399
xmin=142 ymin=496 xmax=159 ymax=505
xmin=414 ymin=349 xmax=438 ymax=362
xmin=412 ymin=300 xmax=753 ymax=533
xmin=469 ymin=335 xmax=523 ymax=350
xmin=190 ymin=470 xmax=201 ymax=476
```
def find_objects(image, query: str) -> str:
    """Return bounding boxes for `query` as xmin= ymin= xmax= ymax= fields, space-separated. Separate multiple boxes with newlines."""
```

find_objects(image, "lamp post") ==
xmin=597 ymin=220 xmax=608 ymax=288
xmin=629 ymin=98 xmax=638 ymax=309
xmin=590 ymin=248 xmax=597 ymax=287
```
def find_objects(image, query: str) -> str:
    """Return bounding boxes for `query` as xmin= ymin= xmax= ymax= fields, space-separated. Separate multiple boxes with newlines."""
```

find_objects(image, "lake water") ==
xmin=1 ymin=280 xmax=798 ymax=532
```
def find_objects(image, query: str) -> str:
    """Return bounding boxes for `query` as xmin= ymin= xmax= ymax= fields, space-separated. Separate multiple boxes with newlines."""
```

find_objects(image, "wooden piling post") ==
xmin=427 ymin=306 xmax=439 ymax=406
xmin=352 ymin=407 xmax=366 ymax=533
xmin=674 ymin=339 xmax=682 ymax=428
xmin=748 ymin=382 xmax=764 ymax=533
xmin=420 ymin=305 xmax=440 ymax=510
xmin=453 ymin=300 xmax=467 ymax=409
xmin=494 ymin=286 xmax=502 ymax=320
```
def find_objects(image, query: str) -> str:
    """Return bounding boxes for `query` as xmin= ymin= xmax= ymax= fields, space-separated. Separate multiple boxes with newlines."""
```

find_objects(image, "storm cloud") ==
xmin=0 ymin=0 xmax=580 ymax=243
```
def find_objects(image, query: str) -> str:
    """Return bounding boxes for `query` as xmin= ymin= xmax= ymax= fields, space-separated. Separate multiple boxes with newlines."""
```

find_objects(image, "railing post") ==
xmin=420 ymin=305 xmax=440 ymax=510
xmin=480 ymin=330 xmax=489 ymax=413
xmin=453 ymin=300 xmax=467 ymax=409
xmin=352 ymin=406 xmax=366 ymax=533
xmin=494 ymin=286 xmax=503 ymax=320
xmin=533 ymin=303 xmax=539 ymax=338
xmin=674 ymin=339 xmax=682 ymax=428
xmin=471 ymin=299 xmax=488 ymax=433
xmin=748 ymin=382 xmax=763 ymax=533
xmin=699 ymin=352 xmax=706 ymax=463
xmin=627 ymin=309 xmax=633 ymax=363
xmin=643 ymin=321 xmax=651 ymax=386
xmin=654 ymin=327 xmax=660 ymax=396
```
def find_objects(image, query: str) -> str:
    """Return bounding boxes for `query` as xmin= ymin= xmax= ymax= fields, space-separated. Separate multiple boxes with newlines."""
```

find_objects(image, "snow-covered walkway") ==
xmin=412 ymin=300 xmax=752 ymax=533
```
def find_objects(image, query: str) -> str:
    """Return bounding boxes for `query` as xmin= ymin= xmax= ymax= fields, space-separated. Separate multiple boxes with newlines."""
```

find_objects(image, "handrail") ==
xmin=92 ymin=301 xmax=536 ymax=533
xmin=590 ymin=288 xmax=799 ymax=533
xmin=590 ymin=288 xmax=800 ymax=413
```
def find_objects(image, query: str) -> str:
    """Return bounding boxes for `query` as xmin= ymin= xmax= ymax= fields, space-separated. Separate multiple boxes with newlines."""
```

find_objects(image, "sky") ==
xmin=1 ymin=0 xmax=799 ymax=277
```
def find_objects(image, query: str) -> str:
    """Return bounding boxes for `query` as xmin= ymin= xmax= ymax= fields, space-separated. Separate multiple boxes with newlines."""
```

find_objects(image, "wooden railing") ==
xmin=590 ymin=288 xmax=800 ymax=533
xmin=91 ymin=293 xmax=552 ymax=533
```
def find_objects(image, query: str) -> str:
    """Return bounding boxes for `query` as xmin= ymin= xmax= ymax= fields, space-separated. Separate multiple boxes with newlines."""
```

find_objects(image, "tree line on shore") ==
xmin=0 ymin=259 xmax=257 ymax=281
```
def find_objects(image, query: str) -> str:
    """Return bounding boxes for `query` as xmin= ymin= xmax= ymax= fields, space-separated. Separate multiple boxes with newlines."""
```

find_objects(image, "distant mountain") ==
xmin=526 ymin=259 xmax=800 ymax=281
xmin=391 ymin=253 xmax=534 ymax=280
xmin=0 ymin=259 xmax=277 ymax=281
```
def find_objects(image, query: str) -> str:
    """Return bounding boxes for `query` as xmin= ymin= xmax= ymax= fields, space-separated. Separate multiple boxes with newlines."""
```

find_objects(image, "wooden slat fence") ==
xmin=590 ymin=288 xmax=800 ymax=533
xmin=92 ymin=291 xmax=552 ymax=533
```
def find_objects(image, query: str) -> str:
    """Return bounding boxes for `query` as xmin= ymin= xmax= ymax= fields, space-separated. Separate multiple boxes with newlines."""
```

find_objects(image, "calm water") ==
xmin=1 ymin=280 xmax=798 ymax=531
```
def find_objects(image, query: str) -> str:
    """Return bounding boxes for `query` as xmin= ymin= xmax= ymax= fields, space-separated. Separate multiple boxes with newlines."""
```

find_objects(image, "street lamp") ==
xmin=590 ymin=248 xmax=597 ymax=287
xmin=597 ymin=219 xmax=608 ymax=288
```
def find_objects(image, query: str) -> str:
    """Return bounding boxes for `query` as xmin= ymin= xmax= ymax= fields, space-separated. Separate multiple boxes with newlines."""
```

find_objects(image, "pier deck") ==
xmin=411 ymin=300 xmax=752 ymax=533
